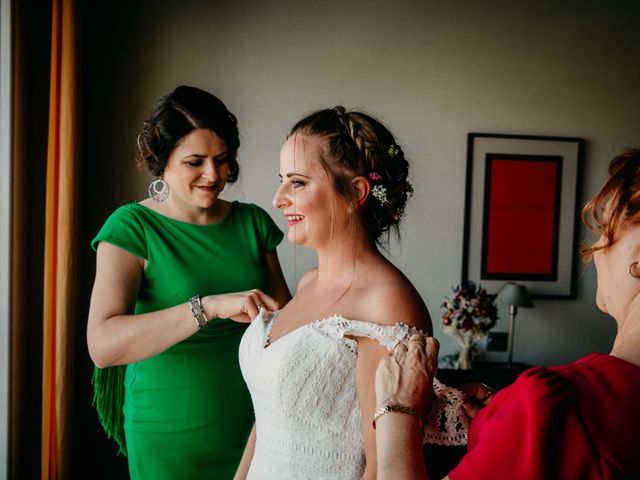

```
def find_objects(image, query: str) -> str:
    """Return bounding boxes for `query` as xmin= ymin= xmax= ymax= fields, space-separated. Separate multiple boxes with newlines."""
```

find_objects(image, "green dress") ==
xmin=91 ymin=201 xmax=283 ymax=479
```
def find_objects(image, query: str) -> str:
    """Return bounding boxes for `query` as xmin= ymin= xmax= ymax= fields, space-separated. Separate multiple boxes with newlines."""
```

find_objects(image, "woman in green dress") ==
xmin=87 ymin=85 xmax=291 ymax=479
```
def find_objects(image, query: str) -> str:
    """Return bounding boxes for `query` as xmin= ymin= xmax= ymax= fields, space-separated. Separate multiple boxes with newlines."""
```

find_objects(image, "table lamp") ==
xmin=496 ymin=282 xmax=534 ymax=365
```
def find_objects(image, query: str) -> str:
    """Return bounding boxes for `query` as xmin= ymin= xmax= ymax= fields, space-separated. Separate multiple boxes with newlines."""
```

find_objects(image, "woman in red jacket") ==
xmin=375 ymin=147 xmax=640 ymax=480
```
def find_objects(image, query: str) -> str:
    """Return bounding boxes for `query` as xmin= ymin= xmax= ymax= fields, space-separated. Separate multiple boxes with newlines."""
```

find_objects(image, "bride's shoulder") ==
xmin=354 ymin=271 xmax=432 ymax=334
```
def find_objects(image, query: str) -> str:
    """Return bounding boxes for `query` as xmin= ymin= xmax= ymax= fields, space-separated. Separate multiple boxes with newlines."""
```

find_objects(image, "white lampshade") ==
xmin=496 ymin=282 xmax=535 ymax=308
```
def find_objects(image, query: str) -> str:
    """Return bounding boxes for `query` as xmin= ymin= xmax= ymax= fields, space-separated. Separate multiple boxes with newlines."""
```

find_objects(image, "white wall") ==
xmin=82 ymin=0 xmax=640 ymax=365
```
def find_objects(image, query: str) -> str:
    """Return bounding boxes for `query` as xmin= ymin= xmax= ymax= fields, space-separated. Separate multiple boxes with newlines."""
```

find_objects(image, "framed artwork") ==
xmin=462 ymin=133 xmax=584 ymax=298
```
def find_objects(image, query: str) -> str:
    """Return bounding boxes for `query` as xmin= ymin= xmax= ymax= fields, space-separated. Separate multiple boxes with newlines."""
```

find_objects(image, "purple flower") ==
xmin=368 ymin=171 xmax=383 ymax=181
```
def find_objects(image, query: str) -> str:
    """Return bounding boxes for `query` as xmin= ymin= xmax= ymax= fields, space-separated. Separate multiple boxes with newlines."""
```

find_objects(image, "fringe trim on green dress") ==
xmin=92 ymin=365 xmax=128 ymax=456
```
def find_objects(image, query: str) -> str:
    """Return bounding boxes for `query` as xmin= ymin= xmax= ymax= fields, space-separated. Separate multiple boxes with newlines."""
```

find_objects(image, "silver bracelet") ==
xmin=189 ymin=295 xmax=210 ymax=329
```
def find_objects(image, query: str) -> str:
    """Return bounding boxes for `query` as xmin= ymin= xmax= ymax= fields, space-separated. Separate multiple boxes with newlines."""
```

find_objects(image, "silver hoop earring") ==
xmin=149 ymin=178 xmax=170 ymax=202
xmin=629 ymin=261 xmax=640 ymax=279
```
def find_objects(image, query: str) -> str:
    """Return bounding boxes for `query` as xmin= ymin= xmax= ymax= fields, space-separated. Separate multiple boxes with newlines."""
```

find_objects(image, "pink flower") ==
xmin=368 ymin=172 xmax=383 ymax=181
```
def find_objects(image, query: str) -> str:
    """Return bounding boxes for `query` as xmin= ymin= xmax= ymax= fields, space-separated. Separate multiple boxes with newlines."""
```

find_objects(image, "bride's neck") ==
xmin=315 ymin=237 xmax=379 ymax=283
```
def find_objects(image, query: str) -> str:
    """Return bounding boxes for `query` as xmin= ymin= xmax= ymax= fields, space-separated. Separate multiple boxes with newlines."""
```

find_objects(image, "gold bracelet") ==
xmin=372 ymin=404 xmax=423 ymax=430
xmin=188 ymin=295 xmax=210 ymax=329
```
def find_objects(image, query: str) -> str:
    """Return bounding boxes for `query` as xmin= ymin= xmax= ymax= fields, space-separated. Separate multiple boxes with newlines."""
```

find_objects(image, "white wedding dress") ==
xmin=239 ymin=309 xmax=468 ymax=480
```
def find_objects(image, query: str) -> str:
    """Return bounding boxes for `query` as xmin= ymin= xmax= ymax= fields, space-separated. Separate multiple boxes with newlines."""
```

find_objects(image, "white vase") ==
xmin=457 ymin=343 xmax=473 ymax=370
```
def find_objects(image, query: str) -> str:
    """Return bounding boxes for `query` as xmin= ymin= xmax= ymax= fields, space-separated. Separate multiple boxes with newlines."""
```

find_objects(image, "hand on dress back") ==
xmin=375 ymin=334 xmax=440 ymax=416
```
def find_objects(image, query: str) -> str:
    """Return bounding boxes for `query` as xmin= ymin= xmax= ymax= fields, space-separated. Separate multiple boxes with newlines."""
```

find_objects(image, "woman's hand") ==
xmin=374 ymin=334 xmax=438 ymax=480
xmin=203 ymin=289 xmax=280 ymax=323
xmin=375 ymin=334 xmax=440 ymax=415
xmin=460 ymin=382 xmax=496 ymax=418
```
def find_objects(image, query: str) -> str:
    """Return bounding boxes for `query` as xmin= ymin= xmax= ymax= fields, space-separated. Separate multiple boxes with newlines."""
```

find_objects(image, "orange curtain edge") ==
xmin=41 ymin=0 xmax=61 ymax=477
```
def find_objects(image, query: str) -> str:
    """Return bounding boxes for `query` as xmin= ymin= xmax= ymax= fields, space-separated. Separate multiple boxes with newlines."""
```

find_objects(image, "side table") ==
xmin=437 ymin=361 xmax=531 ymax=390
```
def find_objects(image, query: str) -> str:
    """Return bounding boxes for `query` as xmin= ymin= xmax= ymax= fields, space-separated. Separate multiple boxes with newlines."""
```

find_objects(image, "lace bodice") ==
xmin=239 ymin=310 xmax=467 ymax=480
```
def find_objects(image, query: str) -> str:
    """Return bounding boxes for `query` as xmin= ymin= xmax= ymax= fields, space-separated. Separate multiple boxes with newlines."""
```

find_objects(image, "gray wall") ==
xmin=80 ymin=0 xmax=640 ymax=366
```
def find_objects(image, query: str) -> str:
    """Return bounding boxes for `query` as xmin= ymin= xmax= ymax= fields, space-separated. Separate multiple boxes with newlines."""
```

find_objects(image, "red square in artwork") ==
xmin=483 ymin=156 xmax=560 ymax=277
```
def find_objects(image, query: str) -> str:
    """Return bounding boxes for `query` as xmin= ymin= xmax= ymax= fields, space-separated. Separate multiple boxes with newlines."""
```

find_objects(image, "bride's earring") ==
xmin=149 ymin=178 xmax=170 ymax=202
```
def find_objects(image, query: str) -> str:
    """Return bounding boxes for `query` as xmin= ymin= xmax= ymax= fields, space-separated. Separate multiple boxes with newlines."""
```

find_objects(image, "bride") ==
xmin=236 ymin=106 xmax=434 ymax=479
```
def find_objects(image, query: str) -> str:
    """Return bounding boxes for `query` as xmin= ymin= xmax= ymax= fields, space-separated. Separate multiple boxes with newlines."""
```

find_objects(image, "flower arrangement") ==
xmin=441 ymin=283 xmax=498 ymax=369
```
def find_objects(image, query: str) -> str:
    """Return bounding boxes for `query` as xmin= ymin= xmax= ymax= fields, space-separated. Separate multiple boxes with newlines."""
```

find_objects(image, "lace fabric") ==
xmin=310 ymin=315 xmax=469 ymax=446
xmin=426 ymin=378 xmax=469 ymax=446
xmin=239 ymin=311 xmax=468 ymax=480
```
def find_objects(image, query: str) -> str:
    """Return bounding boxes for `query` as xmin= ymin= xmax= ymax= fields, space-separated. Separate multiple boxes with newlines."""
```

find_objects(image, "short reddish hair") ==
xmin=581 ymin=147 xmax=640 ymax=259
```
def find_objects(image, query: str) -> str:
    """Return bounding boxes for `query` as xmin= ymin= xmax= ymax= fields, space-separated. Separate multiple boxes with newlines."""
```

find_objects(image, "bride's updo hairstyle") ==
xmin=289 ymin=106 xmax=413 ymax=247
xmin=581 ymin=147 xmax=640 ymax=258
xmin=136 ymin=85 xmax=241 ymax=181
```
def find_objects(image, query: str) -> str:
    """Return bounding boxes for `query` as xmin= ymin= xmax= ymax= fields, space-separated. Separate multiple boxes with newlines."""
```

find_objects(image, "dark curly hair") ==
xmin=136 ymin=85 xmax=240 ymax=182
xmin=581 ymin=147 xmax=640 ymax=259
xmin=289 ymin=106 xmax=413 ymax=247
